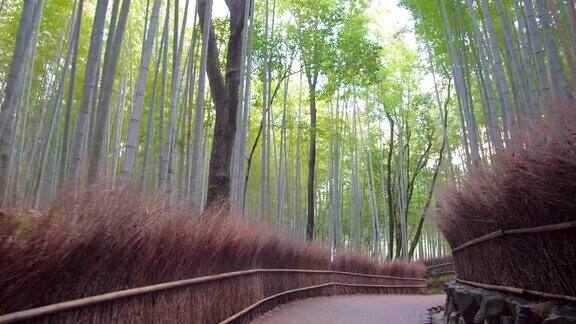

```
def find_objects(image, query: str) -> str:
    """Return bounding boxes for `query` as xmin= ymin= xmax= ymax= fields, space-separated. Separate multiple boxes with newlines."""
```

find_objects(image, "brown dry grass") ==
xmin=333 ymin=251 xmax=425 ymax=278
xmin=0 ymin=186 xmax=425 ymax=323
xmin=435 ymin=109 xmax=576 ymax=297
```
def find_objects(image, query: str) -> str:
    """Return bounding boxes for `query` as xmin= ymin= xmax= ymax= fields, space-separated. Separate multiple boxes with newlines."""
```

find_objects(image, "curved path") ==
xmin=252 ymin=294 xmax=445 ymax=324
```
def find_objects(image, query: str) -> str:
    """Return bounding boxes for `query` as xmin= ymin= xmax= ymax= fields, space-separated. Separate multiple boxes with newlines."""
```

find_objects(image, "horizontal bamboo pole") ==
xmin=452 ymin=230 xmax=503 ymax=253
xmin=0 ymin=268 xmax=424 ymax=323
xmin=425 ymin=270 xmax=456 ymax=278
xmin=220 ymin=282 xmax=428 ymax=324
xmin=425 ymin=262 xmax=454 ymax=270
xmin=506 ymin=221 xmax=576 ymax=235
xmin=452 ymin=221 xmax=576 ymax=253
xmin=456 ymin=279 xmax=576 ymax=303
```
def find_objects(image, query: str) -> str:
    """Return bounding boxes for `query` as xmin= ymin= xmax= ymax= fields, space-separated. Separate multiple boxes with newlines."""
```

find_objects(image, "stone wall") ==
xmin=444 ymin=282 xmax=576 ymax=324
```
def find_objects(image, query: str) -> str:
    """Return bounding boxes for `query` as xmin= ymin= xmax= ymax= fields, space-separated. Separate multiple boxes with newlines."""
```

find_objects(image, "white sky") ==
xmin=212 ymin=0 xmax=229 ymax=18
xmin=368 ymin=0 xmax=417 ymax=45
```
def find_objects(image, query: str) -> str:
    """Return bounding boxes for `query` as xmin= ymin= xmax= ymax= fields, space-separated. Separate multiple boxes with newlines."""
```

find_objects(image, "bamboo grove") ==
xmin=403 ymin=0 xmax=576 ymax=166
xmin=0 ymin=0 xmax=573 ymax=261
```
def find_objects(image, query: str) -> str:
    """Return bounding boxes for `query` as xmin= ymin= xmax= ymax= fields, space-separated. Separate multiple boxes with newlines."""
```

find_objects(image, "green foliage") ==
xmin=0 ymin=0 xmax=452 ymax=259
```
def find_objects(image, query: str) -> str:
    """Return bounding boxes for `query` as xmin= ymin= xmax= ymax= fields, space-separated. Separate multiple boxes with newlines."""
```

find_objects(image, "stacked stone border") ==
xmin=444 ymin=281 xmax=576 ymax=323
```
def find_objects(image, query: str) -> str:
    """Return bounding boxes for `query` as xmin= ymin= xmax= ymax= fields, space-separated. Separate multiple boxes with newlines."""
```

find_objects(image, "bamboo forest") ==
xmin=2 ymin=0 xmax=576 ymax=322
xmin=0 ymin=0 xmax=575 ymax=262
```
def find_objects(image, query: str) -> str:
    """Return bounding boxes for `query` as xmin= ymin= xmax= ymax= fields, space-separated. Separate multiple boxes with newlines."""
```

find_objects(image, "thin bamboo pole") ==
xmin=425 ymin=262 xmax=454 ymax=270
xmin=452 ymin=222 xmax=576 ymax=253
xmin=456 ymin=279 xmax=576 ymax=303
xmin=425 ymin=271 xmax=455 ymax=278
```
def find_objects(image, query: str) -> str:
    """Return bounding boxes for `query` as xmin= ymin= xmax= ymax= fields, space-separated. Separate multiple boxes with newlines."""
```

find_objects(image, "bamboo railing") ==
xmin=0 ymin=268 xmax=425 ymax=323
xmin=425 ymin=262 xmax=454 ymax=270
xmin=451 ymin=221 xmax=576 ymax=253
xmin=448 ymin=221 xmax=576 ymax=302
xmin=456 ymin=279 xmax=576 ymax=303
xmin=220 ymin=282 xmax=427 ymax=324
xmin=424 ymin=261 xmax=455 ymax=279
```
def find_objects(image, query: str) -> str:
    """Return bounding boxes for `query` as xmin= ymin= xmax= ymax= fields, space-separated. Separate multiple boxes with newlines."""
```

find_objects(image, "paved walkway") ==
xmin=252 ymin=294 xmax=446 ymax=324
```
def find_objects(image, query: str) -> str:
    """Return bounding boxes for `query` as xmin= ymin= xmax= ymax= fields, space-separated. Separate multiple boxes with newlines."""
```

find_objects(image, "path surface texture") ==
xmin=252 ymin=294 xmax=446 ymax=324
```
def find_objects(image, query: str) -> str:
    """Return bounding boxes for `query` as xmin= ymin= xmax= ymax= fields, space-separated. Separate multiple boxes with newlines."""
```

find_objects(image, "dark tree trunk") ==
xmin=198 ymin=0 xmax=246 ymax=207
xmin=306 ymin=73 xmax=318 ymax=241
xmin=408 ymin=87 xmax=450 ymax=259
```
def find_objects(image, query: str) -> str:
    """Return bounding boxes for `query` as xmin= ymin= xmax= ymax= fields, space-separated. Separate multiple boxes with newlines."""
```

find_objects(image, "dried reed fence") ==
xmin=423 ymin=255 xmax=454 ymax=278
xmin=0 ymin=187 xmax=425 ymax=323
xmin=435 ymin=109 xmax=576 ymax=300
xmin=422 ymin=255 xmax=453 ymax=268
xmin=0 ymin=270 xmax=425 ymax=323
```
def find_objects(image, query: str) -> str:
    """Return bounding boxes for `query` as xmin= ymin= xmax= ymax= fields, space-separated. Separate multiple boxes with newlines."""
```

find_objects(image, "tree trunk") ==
xmin=141 ymin=27 xmax=165 ymax=193
xmin=441 ymin=0 xmax=480 ymax=166
xmin=478 ymin=0 xmax=515 ymax=134
xmin=294 ymin=71 xmax=303 ymax=237
xmin=120 ymin=0 xmax=161 ymax=186
xmin=33 ymin=3 xmax=79 ymax=205
xmin=236 ymin=0 xmax=255 ymax=213
xmin=513 ymin=0 xmax=540 ymax=122
xmin=523 ymin=0 xmax=551 ymax=116
xmin=306 ymin=73 xmax=318 ymax=241
xmin=362 ymin=113 xmax=379 ymax=258
xmin=110 ymin=72 xmax=126 ymax=188
xmin=258 ymin=0 xmax=270 ymax=218
xmin=536 ymin=0 xmax=574 ymax=106
xmin=190 ymin=0 xmax=213 ymax=211
xmin=89 ymin=0 xmax=131 ymax=183
xmin=349 ymin=101 xmax=362 ymax=250
xmin=183 ymin=2 xmax=199 ymax=199
xmin=275 ymin=59 xmax=290 ymax=226
xmin=494 ymin=0 xmax=530 ymax=120
xmin=0 ymin=0 xmax=44 ymax=201
xmin=199 ymin=0 xmax=247 ymax=207
xmin=163 ymin=0 xmax=190 ymax=200
xmin=230 ymin=0 xmax=251 ymax=212
xmin=408 ymin=92 xmax=450 ymax=259
xmin=548 ymin=1 xmax=576 ymax=85
xmin=157 ymin=0 xmax=170 ymax=188
xmin=69 ymin=0 xmax=109 ymax=180
xmin=58 ymin=0 xmax=84 ymax=188
xmin=385 ymin=113 xmax=395 ymax=259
